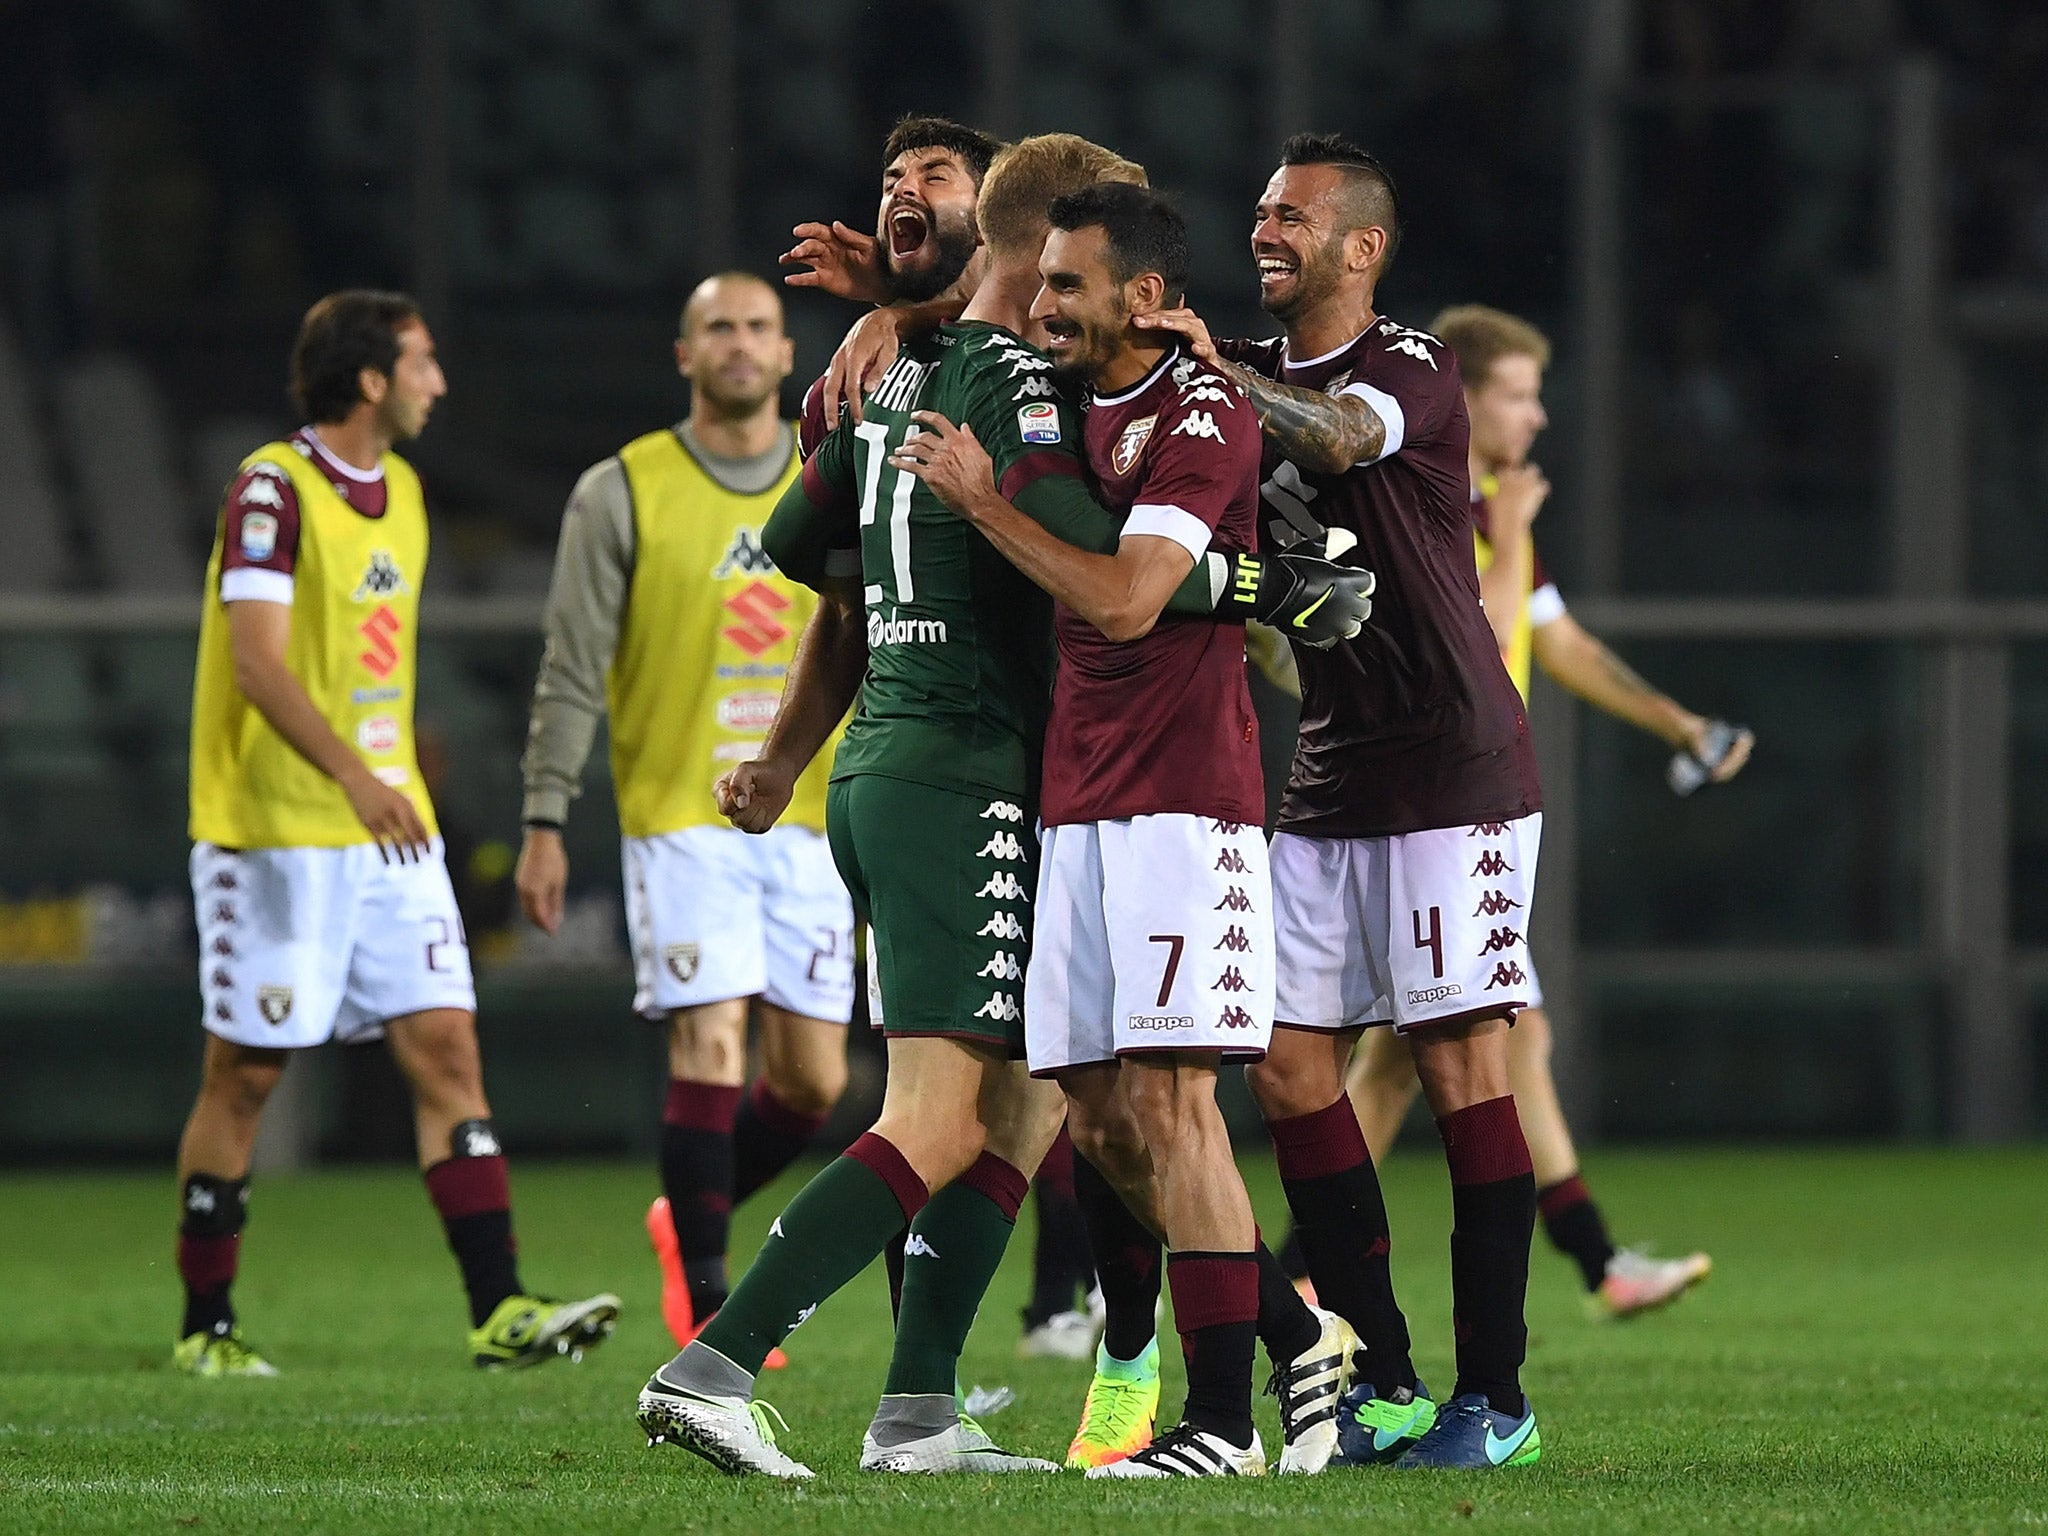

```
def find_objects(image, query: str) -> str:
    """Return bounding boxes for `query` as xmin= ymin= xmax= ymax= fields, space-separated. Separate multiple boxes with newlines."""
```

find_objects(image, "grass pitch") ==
xmin=4 ymin=1148 xmax=2045 ymax=1534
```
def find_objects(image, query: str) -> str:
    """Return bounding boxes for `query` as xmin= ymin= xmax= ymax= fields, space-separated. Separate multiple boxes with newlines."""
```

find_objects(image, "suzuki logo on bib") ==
xmin=722 ymin=581 xmax=791 ymax=658
xmin=359 ymin=605 xmax=402 ymax=679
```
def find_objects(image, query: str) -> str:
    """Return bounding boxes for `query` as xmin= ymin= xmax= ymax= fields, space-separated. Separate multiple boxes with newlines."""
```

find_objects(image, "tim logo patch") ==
xmin=1111 ymin=414 xmax=1157 ymax=475
xmin=257 ymin=985 xmax=294 ymax=1026
xmin=664 ymin=943 xmax=700 ymax=984
xmin=1017 ymin=400 xmax=1061 ymax=444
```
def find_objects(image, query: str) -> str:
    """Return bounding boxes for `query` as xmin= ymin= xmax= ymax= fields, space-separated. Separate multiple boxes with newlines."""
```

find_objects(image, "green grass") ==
xmin=4 ymin=1148 xmax=2046 ymax=1533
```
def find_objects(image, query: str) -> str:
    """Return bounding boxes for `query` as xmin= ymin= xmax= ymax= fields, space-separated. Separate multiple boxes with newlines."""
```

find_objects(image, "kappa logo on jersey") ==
xmin=238 ymin=465 xmax=288 ymax=509
xmin=257 ymin=985 xmax=293 ymax=1026
xmin=358 ymin=604 xmax=403 ymax=679
xmin=1484 ymin=960 xmax=1528 ymax=991
xmin=1214 ymin=925 xmax=1252 ymax=953
xmin=1472 ymin=850 xmax=1514 ymax=877
xmin=976 ymin=872 xmax=1031 ymax=901
xmin=1112 ymin=413 xmax=1158 ymax=475
xmin=980 ymin=800 xmax=1024 ymax=822
xmin=1214 ymin=848 xmax=1249 ymax=874
xmin=722 ymin=580 xmax=792 ymax=658
xmin=1474 ymin=889 xmax=1524 ymax=917
xmin=1180 ymin=382 xmax=1236 ymax=408
xmin=1017 ymin=400 xmax=1061 ymax=444
xmin=238 ymin=509 xmax=279 ymax=562
xmin=1479 ymin=926 xmax=1524 ymax=955
xmin=1379 ymin=321 xmax=1442 ymax=368
xmin=978 ymin=950 xmax=1023 ymax=982
xmin=1012 ymin=374 xmax=1058 ymax=401
xmin=1214 ymin=886 xmax=1254 ymax=912
xmin=1218 ymin=1005 xmax=1257 ymax=1030
xmin=977 ymin=831 xmax=1025 ymax=862
xmin=351 ymin=550 xmax=408 ymax=602
xmin=1170 ymin=410 xmax=1226 ymax=444
xmin=973 ymin=990 xmax=1022 ymax=1022
xmin=977 ymin=911 xmax=1026 ymax=940
xmin=1212 ymin=966 xmax=1251 ymax=993
xmin=711 ymin=526 xmax=778 ymax=579
xmin=664 ymin=943 xmax=700 ymax=983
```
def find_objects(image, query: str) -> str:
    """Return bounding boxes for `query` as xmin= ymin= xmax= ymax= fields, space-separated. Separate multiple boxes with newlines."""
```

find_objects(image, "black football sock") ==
xmin=1023 ymin=1128 xmax=1094 ymax=1329
xmin=1074 ymin=1152 xmax=1161 ymax=1362
xmin=1438 ymin=1097 xmax=1536 ymax=1414
xmin=1268 ymin=1097 xmax=1417 ymax=1396
xmin=660 ymin=1079 xmax=740 ymax=1319
xmin=1539 ymin=1175 xmax=1618 ymax=1292
xmin=1275 ymin=1224 xmax=1310 ymax=1283
xmin=1168 ymin=1251 xmax=1259 ymax=1448
xmin=731 ymin=1078 xmax=829 ymax=1206
xmin=177 ymin=1173 xmax=248 ymax=1339
xmin=423 ymin=1120 xmax=522 ymax=1328
xmin=1253 ymin=1239 xmax=1321 ymax=1366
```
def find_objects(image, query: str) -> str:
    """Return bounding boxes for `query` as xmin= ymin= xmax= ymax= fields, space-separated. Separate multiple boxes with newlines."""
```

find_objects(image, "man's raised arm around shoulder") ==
xmin=1138 ymin=306 xmax=1387 ymax=474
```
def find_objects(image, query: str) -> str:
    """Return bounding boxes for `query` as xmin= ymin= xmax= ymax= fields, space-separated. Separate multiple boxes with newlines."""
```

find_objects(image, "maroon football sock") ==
xmin=661 ymin=1079 xmax=741 ymax=1318
xmin=1438 ymin=1096 xmax=1535 ymax=1413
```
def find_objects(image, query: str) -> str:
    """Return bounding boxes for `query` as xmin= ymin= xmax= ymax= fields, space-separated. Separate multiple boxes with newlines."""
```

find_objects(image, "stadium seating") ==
xmin=53 ymin=356 xmax=203 ymax=596
xmin=0 ymin=321 xmax=70 ymax=594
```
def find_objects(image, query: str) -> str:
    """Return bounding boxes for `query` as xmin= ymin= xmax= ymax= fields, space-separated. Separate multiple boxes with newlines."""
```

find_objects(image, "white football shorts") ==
xmin=623 ymin=824 xmax=855 ymax=1022
xmin=191 ymin=839 xmax=476 ymax=1050
xmin=1270 ymin=813 xmax=1541 ymax=1034
xmin=1026 ymin=813 xmax=1274 ymax=1075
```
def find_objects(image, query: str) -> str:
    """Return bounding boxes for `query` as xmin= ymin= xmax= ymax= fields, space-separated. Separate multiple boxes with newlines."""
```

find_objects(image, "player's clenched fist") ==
xmin=514 ymin=826 xmax=568 ymax=935
xmin=716 ymin=758 xmax=798 ymax=835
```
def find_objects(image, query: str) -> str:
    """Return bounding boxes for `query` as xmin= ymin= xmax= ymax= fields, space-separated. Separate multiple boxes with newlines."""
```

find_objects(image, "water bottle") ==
xmin=1667 ymin=719 xmax=1744 ymax=797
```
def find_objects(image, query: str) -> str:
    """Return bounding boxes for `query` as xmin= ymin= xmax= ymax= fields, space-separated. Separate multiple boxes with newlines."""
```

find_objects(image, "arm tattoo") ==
xmin=1210 ymin=357 xmax=1386 ymax=474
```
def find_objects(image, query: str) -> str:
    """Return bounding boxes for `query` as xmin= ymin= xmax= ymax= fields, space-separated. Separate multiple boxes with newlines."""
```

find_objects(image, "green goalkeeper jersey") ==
xmin=766 ymin=321 xmax=1114 ymax=802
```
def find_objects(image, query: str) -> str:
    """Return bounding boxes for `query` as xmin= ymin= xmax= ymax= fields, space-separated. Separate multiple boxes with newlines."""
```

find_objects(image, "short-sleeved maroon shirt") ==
xmin=1224 ymin=317 xmax=1541 ymax=837
xmin=1038 ymin=348 xmax=1266 ymax=828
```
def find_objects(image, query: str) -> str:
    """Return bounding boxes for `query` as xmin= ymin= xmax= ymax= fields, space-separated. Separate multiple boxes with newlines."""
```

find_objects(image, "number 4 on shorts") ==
xmin=1412 ymin=907 xmax=1443 ymax=980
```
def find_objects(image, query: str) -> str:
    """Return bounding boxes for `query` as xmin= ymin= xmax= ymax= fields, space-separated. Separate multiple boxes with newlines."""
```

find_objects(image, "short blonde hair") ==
xmin=977 ymin=133 xmax=1147 ymax=259
xmin=1431 ymin=304 xmax=1552 ymax=389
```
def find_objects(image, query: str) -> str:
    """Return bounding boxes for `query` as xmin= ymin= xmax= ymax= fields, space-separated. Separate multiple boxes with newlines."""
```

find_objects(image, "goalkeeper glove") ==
xmin=1208 ymin=541 xmax=1375 ymax=649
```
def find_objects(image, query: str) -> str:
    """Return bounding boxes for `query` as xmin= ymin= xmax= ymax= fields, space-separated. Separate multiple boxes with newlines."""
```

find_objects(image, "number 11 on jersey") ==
xmin=855 ymin=420 xmax=915 ymax=602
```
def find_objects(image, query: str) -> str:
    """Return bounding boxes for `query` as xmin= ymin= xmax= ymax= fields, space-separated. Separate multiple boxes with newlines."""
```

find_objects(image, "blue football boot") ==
xmin=1392 ymin=1392 xmax=1540 ymax=1469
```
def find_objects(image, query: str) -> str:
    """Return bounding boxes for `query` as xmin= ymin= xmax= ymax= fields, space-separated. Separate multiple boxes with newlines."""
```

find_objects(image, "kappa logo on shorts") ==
xmin=1484 ymin=961 xmax=1528 ymax=991
xmin=1213 ymin=849 xmax=1249 ymax=874
xmin=1218 ymin=1005 xmax=1257 ymax=1030
xmin=1473 ymin=890 xmax=1524 ymax=917
xmin=257 ymin=985 xmax=293 ymax=1026
xmin=1212 ymin=966 xmax=1251 ymax=993
xmin=977 ymin=831 xmax=1026 ymax=861
xmin=977 ymin=950 xmax=1023 ymax=982
xmin=664 ymin=943 xmax=701 ymax=983
xmin=976 ymin=872 xmax=1031 ymax=901
xmin=977 ymin=911 xmax=1026 ymax=940
xmin=1478 ymin=926 xmax=1523 ymax=955
xmin=1472 ymin=850 xmax=1513 ymax=877
xmin=1215 ymin=886 xmax=1254 ymax=912
xmin=1407 ymin=983 xmax=1463 ymax=1006
xmin=1214 ymin=925 xmax=1252 ymax=953
xmin=980 ymin=800 xmax=1024 ymax=822
xmin=973 ymin=990 xmax=1021 ymax=1023
xmin=1128 ymin=1013 xmax=1194 ymax=1032
xmin=1469 ymin=822 xmax=1510 ymax=838
xmin=1211 ymin=819 xmax=1246 ymax=835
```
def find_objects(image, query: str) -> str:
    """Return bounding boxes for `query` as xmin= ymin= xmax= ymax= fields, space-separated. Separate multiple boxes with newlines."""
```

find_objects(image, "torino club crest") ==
xmin=1111 ymin=414 xmax=1157 ymax=476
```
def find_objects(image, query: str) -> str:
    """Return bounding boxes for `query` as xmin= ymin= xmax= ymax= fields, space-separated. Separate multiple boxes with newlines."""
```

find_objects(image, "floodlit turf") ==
xmin=4 ymin=1148 xmax=2046 ymax=1533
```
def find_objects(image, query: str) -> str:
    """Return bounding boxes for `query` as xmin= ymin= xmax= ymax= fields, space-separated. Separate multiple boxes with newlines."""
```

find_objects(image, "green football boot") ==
xmin=173 ymin=1327 xmax=279 ymax=1378
xmin=471 ymin=1292 xmax=622 ymax=1369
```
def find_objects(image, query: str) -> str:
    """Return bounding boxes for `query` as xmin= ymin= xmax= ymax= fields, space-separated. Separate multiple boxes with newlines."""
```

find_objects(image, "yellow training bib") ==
xmin=608 ymin=428 xmax=841 ymax=838
xmin=1473 ymin=472 xmax=1537 ymax=703
xmin=190 ymin=440 xmax=436 ymax=848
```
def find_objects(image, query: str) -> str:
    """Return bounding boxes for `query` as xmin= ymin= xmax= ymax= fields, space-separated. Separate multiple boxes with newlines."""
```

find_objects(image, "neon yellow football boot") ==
xmin=1065 ymin=1337 xmax=1161 ymax=1469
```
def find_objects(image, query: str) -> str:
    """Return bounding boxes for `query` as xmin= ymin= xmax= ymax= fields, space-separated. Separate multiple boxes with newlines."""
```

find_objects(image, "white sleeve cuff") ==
xmin=220 ymin=568 xmax=294 ymax=605
xmin=1337 ymin=381 xmax=1406 ymax=463
xmin=1527 ymin=583 xmax=1567 ymax=627
xmin=1123 ymin=503 xmax=1212 ymax=562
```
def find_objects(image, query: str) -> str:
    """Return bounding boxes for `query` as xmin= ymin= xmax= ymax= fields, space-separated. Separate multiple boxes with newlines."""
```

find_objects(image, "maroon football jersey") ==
xmin=1038 ymin=348 xmax=1267 ymax=827
xmin=1224 ymin=318 xmax=1541 ymax=837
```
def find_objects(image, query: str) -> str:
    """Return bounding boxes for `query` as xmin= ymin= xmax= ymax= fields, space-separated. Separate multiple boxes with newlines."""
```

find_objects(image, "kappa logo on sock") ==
xmin=185 ymin=1184 xmax=217 ymax=1215
xmin=792 ymin=1302 xmax=818 ymax=1330
xmin=769 ymin=1217 xmax=785 ymax=1239
xmin=904 ymin=1233 xmax=941 ymax=1259
xmin=458 ymin=1122 xmax=502 ymax=1158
